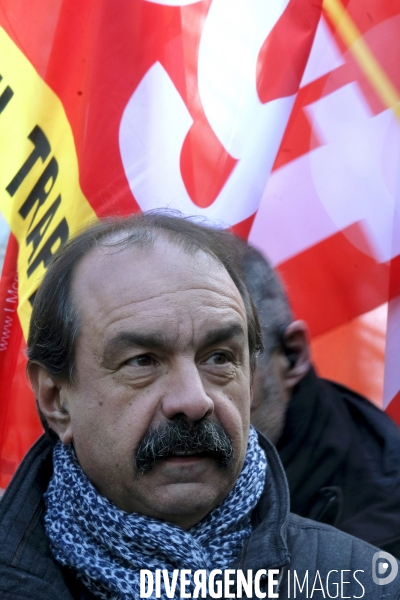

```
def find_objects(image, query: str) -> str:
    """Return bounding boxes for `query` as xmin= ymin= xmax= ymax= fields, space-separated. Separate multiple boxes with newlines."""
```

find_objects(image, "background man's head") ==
xmin=236 ymin=241 xmax=311 ymax=444
xmin=27 ymin=212 xmax=263 ymax=528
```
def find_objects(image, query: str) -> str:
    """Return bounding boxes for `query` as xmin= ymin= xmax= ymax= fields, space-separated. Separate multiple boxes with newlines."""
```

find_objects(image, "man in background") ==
xmin=239 ymin=240 xmax=400 ymax=559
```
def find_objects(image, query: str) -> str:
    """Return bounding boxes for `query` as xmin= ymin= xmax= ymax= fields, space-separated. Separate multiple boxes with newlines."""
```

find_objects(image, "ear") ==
xmin=27 ymin=363 xmax=73 ymax=444
xmin=280 ymin=320 xmax=310 ymax=392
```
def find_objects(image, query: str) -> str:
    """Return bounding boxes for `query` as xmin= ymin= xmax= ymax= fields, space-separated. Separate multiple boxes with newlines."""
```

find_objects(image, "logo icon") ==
xmin=372 ymin=551 xmax=398 ymax=585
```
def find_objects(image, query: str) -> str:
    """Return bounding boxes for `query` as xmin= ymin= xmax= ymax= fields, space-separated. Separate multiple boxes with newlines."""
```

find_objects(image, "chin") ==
xmin=151 ymin=481 xmax=230 ymax=528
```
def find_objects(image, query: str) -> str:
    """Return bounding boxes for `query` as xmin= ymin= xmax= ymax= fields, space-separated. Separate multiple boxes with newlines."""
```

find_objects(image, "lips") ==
xmin=165 ymin=450 xmax=214 ymax=462
xmin=171 ymin=450 xmax=200 ymax=457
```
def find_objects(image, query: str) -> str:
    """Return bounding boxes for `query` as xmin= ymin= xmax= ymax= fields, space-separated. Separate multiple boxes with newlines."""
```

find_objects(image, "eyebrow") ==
xmin=103 ymin=331 xmax=173 ymax=358
xmin=103 ymin=323 xmax=245 ymax=359
xmin=199 ymin=323 xmax=245 ymax=348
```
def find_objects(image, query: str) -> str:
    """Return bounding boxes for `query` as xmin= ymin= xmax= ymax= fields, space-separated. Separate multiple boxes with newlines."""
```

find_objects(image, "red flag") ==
xmin=0 ymin=0 xmax=399 ymax=486
xmin=248 ymin=0 xmax=400 ymax=418
xmin=0 ymin=236 xmax=42 ymax=489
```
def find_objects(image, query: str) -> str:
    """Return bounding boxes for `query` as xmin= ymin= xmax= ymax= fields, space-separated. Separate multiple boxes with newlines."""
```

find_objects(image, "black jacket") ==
xmin=277 ymin=367 xmax=400 ymax=557
xmin=1 ymin=433 xmax=400 ymax=599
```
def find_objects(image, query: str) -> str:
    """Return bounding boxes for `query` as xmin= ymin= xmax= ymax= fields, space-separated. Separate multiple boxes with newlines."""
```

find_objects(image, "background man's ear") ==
xmin=27 ymin=363 xmax=73 ymax=444
xmin=280 ymin=320 xmax=311 ymax=392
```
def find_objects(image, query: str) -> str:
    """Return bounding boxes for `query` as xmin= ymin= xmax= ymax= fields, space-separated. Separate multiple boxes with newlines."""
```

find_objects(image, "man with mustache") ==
xmin=0 ymin=213 xmax=399 ymax=599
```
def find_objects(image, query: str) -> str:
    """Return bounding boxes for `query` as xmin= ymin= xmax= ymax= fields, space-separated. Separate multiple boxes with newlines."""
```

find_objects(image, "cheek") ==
xmin=228 ymin=370 xmax=252 ymax=414
xmin=68 ymin=382 xmax=153 ymax=459
xmin=213 ymin=380 xmax=251 ymax=445
xmin=229 ymin=378 xmax=252 ymax=454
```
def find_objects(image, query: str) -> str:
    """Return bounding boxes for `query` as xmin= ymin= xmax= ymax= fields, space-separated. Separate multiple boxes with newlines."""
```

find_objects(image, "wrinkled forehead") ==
xmin=71 ymin=237 xmax=247 ymax=325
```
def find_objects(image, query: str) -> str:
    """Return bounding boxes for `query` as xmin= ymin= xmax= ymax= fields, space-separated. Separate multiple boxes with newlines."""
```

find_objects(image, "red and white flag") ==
xmin=0 ymin=0 xmax=399 ymax=488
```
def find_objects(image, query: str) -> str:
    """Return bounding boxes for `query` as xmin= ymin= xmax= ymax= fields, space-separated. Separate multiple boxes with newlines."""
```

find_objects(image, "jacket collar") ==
xmin=241 ymin=431 xmax=291 ymax=571
xmin=0 ymin=435 xmax=64 ymax=585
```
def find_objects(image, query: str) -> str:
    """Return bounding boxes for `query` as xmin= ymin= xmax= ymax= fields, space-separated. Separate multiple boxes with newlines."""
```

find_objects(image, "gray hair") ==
xmin=233 ymin=240 xmax=293 ymax=360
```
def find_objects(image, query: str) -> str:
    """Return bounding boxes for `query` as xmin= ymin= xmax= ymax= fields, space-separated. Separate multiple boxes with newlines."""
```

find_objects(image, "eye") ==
xmin=204 ymin=352 xmax=232 ymax=365
xmin=125 ymin=354 xmax=158 ymax=367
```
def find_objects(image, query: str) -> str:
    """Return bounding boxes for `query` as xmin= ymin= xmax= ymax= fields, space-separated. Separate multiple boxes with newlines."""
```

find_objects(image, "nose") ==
xmin=161 ymin=358 xmax=214 ymax=422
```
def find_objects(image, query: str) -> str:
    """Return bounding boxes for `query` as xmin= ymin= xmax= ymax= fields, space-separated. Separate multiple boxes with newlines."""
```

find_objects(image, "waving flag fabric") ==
xmin=250 ymin=0 xmax=400 ymax=418
xmin=0 ymin=0 xmax=399 ymax=489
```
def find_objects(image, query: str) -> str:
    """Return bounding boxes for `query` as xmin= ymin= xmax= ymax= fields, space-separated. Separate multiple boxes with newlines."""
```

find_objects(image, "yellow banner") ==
xmin=0 ymin=27 xmax=97 ymax=339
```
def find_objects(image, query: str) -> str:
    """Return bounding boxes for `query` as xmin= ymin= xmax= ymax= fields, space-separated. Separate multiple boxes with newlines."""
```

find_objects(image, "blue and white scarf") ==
xmin=44 ymin=426 xmax=267 ymax=600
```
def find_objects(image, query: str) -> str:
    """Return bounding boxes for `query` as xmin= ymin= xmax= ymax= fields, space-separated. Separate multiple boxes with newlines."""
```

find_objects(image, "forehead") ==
xmin=71 ymin=239 xmax=247 ymax=343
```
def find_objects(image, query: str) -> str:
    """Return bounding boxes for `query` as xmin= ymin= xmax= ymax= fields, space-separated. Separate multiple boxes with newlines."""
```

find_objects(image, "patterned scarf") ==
xmin=44 ymin=426 xmax=267 ymax=600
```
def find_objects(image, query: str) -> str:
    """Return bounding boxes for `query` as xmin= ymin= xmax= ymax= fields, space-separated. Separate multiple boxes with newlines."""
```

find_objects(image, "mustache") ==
xmin=135 ymin=418 xmax=234 ymax=474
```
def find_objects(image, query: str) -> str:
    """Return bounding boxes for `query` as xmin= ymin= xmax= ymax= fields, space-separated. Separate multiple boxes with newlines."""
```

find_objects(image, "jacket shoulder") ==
xmin=285 ymin=513 xmax=400 ymax=598
xmin=0 ymin=437 xmax=88 ymax=600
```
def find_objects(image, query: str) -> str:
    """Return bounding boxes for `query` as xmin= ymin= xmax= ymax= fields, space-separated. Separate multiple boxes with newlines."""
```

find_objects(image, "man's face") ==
xmin=250 ymin=320 xmax=310 ymax=444
xmin=59 ymin=239 xmax=252 ymax=528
